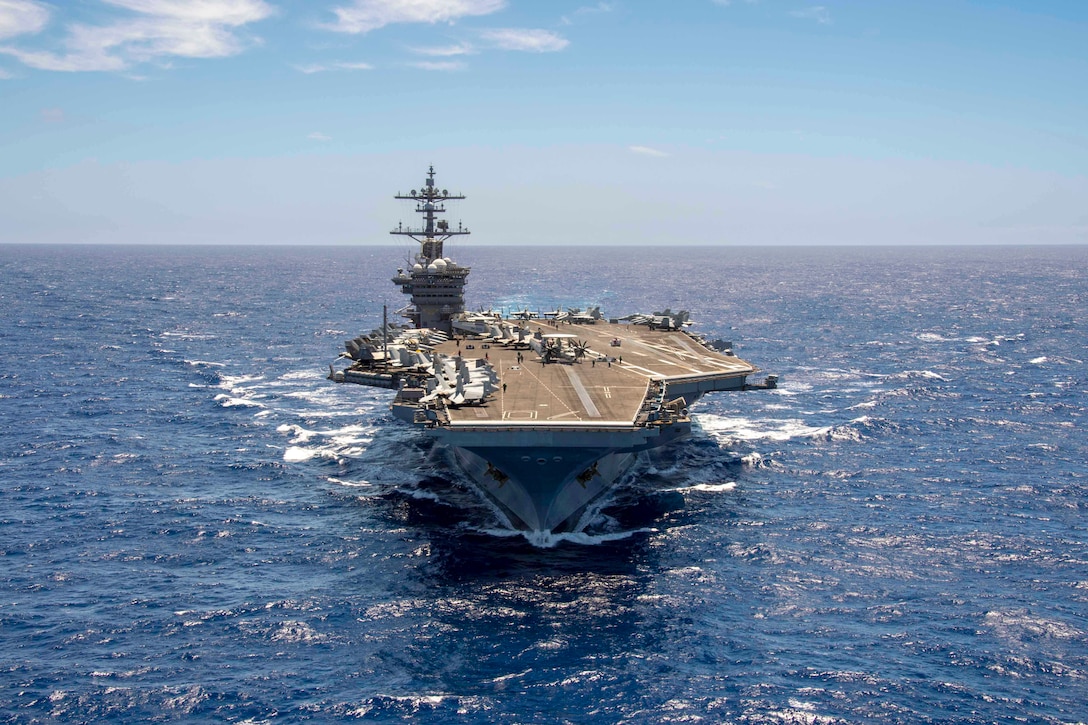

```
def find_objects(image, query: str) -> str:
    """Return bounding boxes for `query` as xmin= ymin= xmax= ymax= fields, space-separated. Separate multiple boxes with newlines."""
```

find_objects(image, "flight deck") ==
xmin=431 ymin=320 xmax=757 ymax=428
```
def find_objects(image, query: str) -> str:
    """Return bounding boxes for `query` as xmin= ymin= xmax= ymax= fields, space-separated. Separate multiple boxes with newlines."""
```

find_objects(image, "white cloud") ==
xmin=308 ymin=131 xmax=332 ymax=141
xmin=0 ymin=66 xmax=13 ymax=78
xmin=478 ymin=28 xmax=568 ymax=52
xmin=560 ymin=2 xmax=613 ymax=25
xmin=409 ymin=59 xmax=465 ymax=71
xmin=325 ymin=0 xmax=505 ymax=34
xmin=294 ymin=60 xmax=373 ymax=73
xmin=629 ymin=145 xmax=669 ymax=157
xmin=0 ymin=0 xmax=49 ymax=40
xmin=790 ymin=5 xmax=831 ymax=24
xmin=0 ymin=0 xmax=273 ymax=72
xmin=408 ymin=42 xmax=475 ymax=56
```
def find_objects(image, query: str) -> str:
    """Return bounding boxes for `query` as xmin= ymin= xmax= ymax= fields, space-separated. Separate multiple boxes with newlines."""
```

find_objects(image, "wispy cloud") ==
xmin=478 ymin=28 xmax=568 ymax=52
xmin=294 ymin=60 xmax=373 ymax=73
xmin=408 ymin=42 xmax=475 ymax=57
xmin=308 ymin=131 xmax=332 ymax=141
xmin=408 ymin=59 xmax=466 ymax=71
xmin=0 ymin=0 xmax=50 ymax=40
xmin=560 ymin=2 xmax=613 ymax=25
xmin=629 ymin=145 xmax=669 ymax=157
xmin=0 ymin=0 xmax=274 ymax=72
xmin=790 ymin=5 xmax=831 ymax=24
xmin=324 ymin=0 xmax=505 ymax=34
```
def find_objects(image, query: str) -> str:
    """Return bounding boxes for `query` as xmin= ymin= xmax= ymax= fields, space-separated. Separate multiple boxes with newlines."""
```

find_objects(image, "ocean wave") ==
xmin=213 ymin=393 xmax=265 ymax=408
xmin=327 ymin=476 xmax=373 ymax=488
xmin=283 ymin=445 xmax=336 ymax=463
xmin=184 ymin=359 xmax=225 ymax=368
xmin=885 ymin=369 xmax=948 ymax=382
xmin=983 ymin=610 xmax=1084 ymax=641
xmin=699 ymin=415 xmax=833 ymax=442
xmin=269 ymin=620 xmax=333 ymax=644
xmin=673 ymin=481 xmax=738 ymax=493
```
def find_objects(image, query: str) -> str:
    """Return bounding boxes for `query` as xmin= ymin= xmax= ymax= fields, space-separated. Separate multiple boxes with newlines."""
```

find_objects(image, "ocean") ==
xmin=1 ymin=243 xmax=1086 ymax=723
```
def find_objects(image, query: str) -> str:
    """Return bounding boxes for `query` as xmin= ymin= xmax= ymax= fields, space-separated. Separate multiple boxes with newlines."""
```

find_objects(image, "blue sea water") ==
xmin=1 ymin=243 xmax=1086 ymax=723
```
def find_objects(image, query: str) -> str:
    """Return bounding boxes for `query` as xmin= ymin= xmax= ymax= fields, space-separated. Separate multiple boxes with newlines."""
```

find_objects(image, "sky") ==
xmin=0 ymin=0 xmax=1085 ymax=246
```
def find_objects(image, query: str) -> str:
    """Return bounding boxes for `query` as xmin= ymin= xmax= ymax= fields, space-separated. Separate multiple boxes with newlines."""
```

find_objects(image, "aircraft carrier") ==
xmin=329 ymin=167 xmax=774 ymax=533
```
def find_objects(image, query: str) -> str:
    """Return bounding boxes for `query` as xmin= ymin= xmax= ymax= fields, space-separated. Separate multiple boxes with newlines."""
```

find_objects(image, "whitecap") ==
xmin=327 ymin=477 xmax=372 ymax=488
xmin=270 ymin=620 xmax=331 ymax=644
xmin=214 ymin=394 xmax=265 ymax=409
xmin=278 ymin=369 xmax=323 ymax=381
xmin=889 ymin=369 xmax=947 ymax=381
xmin=709 ymin=417 xmax=832 ymax=442
xmin=674 ymin=482 xmax=737 ymax=493
xmin=742 ymin=452 xmax=766 ymax=467
xmin=283 ymin=446 xmax=318 ymax=462
xmin=1029 ymin=356 xmax=1047 ymax=364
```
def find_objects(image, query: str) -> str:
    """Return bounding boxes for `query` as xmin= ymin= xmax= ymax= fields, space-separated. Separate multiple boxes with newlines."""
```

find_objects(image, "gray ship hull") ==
xmin=451 ymin=446 xmax=636 ymax=531
xmin=432 ymin=419 xmax=692 ymax=531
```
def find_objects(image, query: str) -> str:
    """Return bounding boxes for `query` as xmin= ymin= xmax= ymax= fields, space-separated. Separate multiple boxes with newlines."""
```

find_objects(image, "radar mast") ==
xmin=389 ymin=167 xmax=471 ymax=334
xmin=390 ymin=165 xmax=469 ymax=264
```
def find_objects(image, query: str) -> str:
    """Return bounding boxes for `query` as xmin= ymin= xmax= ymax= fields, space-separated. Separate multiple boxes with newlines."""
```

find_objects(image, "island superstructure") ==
xmin=330 ymin=167 xmax=774 ymax=533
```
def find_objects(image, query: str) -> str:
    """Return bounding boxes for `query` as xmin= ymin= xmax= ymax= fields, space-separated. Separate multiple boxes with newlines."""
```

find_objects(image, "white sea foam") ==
xmin=270 ymin=620 xmax=331 ymax=644
xmin=327 ymin=477 xmax=372 ymax=488
xmin=291 ymin=422 xmax=372 ymax=438
xmin=887 ymin=369 xmax=947 ymax=382
xmin=283 ymin=446 xmax=329 ymax=463
xmin=1029 ymin=356 xmax=1047 ymax=364
xmin=218 ymin=373 xmax=265 ymax=387
xmin=214 ymin=394 xmax=265 ymax=408
xmin=983 ymin=610 xmax=1083 ymax=641
xmin=278 ymin=369 xmax=323 ymax=381
xmin=742 ymin=451 xmax=766 ymax=467
xmin=674 ymin=482 xmax=737 ymax=493
xmin=699 ymin=414 xmax=833 ymax=442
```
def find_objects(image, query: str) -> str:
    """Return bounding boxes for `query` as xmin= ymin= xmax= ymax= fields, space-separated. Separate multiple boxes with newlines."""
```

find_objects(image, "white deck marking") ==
xmin=562 ymin=366 xmax=601 ymax=418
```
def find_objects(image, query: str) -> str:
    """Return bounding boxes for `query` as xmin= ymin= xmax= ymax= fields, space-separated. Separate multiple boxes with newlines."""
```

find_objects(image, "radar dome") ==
xmin=433 ymin=258 xmax=448 ymax=271
xmin=412 ymin=263 xmax=423 ymax=272
xmin=427 ymin=263 xmax=438 ymax=272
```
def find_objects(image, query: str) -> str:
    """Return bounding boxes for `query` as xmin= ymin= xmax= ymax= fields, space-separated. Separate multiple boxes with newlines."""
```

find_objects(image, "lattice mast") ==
xmin=390 ymin=166 xmax=471 ymax=333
